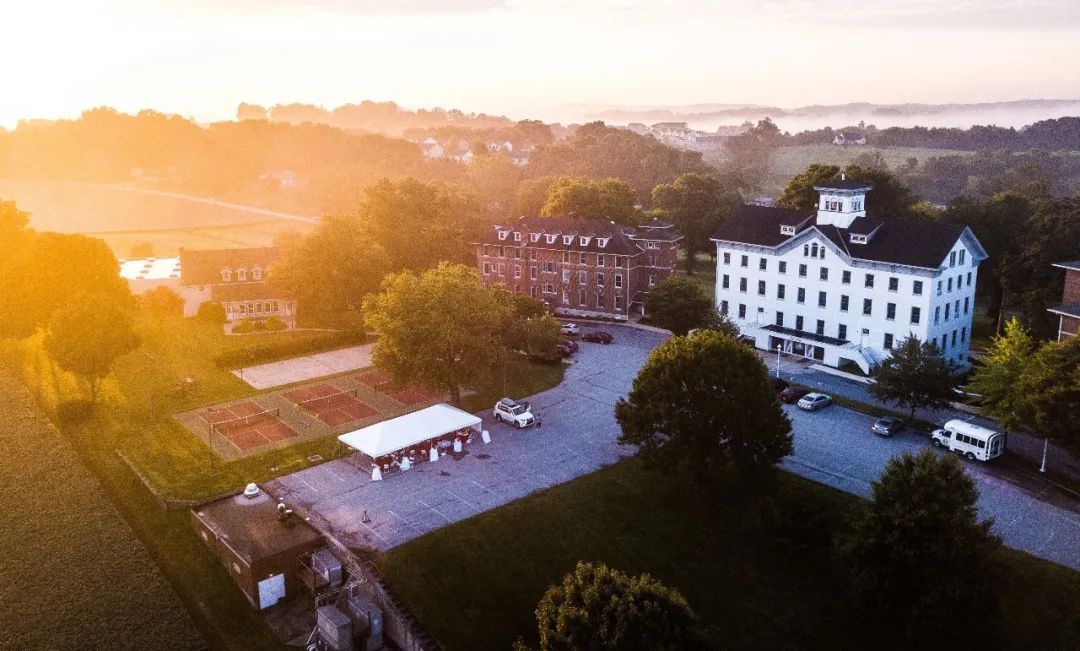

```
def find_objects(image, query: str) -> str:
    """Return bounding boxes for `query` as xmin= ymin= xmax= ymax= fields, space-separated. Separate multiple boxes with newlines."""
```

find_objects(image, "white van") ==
xmin=931 ymin=419 xmax=1005 ymax=462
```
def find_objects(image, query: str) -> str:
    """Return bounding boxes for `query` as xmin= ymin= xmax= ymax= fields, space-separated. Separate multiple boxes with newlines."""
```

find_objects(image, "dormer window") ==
xmin=252 ymin=266 xmax=263 ymax=281
xmin=546 ymin=234 xmax=557 ymax=244
xmin=780 ymin=225 xmax=796 ymax=235
xmin=850 ymin=234 xmax=868 ymax=244
xmin=579 ymin=236 xmax=591 ymax=246
xmin=530 ymin=233 xmax=540 ymax=242
xmin=498 ymin=231 xmax=508 ymax=241
xmin=237 ymin=267 xmax=248 ymax=281
xmin=563 ymin=235 xmax=573 ymax=245
xmin=221 ymin=268 xmax=232 ymax=282
xmin=513 ymin=232 xmax=522 ymax=242
xmin=597 ymin=238 xmax=609 ymax=248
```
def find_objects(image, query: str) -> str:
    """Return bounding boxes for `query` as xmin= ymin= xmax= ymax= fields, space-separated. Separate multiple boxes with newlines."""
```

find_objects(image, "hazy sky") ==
xmin=3 ymin=0 xmax=1080 ymax=127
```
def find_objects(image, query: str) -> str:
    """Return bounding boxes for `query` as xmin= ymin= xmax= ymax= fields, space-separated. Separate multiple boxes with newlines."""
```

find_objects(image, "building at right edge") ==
xmin=1048 ymin=261 xmax=1080 ymax=340
xmin=710 ymin=180 xmax=988 ymax=373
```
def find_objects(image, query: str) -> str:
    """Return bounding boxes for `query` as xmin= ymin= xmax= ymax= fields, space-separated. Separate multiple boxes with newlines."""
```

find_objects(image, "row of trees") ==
xmin=0 ymin=200 xmax=139 ymax=402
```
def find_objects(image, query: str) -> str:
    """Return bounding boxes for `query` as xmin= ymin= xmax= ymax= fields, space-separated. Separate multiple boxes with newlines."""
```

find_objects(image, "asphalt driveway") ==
xmin=265 ymin=323 xmax=666 ymax=551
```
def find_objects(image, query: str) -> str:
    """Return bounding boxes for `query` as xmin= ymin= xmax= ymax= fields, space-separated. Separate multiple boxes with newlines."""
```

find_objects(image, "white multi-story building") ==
xmin=711 ymin=179 xmax=988 ymax=373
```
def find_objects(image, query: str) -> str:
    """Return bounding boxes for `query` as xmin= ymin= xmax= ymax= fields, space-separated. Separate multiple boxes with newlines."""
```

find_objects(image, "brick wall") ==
xmin=1063 ymin=269 xmax=1080 ymax=304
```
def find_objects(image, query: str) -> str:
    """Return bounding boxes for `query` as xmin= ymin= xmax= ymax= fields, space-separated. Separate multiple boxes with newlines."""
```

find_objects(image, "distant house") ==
xmin=626 ymin=122 xmax=650 ymax=135
xmin=178 ymin=247 xmax=297 ymax=331
xmin=833 ymin=132 xmax=867 ymax=146
xmin=1048 ymin=261 xmax=1080 ymax=340
xmin=260 ymin=169 xmax=305 ymax=188
xmin=420 ymin=137 xmax=446 ymax=159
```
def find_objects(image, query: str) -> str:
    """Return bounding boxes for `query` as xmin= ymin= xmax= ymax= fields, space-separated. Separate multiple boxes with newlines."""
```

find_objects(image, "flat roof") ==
xmin=118 ymin=257 xmax=181 ymax=281
xmin=339 ymin=403 xmax=481 ymax=458
xmin=193 ymin=490 xmax=322 ymax=562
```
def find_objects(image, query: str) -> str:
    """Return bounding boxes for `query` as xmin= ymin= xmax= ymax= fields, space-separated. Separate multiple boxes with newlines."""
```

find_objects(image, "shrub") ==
xmin=252 ymin=320 xmax=268 ymax=331
xmin=195 ymin=301 xmax=226 ymax=323
xmin=265 ymin=316 xmax=288 ymax=331
xmin=231 ymin=319 xmax=255 ymax=334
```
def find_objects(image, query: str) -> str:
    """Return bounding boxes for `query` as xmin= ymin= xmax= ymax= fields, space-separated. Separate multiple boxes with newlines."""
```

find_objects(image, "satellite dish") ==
xmin=243 ymin=483 xmax=260 ymax=498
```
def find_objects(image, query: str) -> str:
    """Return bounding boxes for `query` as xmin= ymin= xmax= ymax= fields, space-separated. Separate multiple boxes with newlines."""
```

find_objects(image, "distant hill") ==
xmin=239 ymin=100 xmax=515 ymax=136
xmin=588 ymin=99 xmax=1080 ymax=132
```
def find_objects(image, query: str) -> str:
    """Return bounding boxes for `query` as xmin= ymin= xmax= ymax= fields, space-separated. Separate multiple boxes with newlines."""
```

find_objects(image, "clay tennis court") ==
xmin=352 ymin=371 xmax=444 ymax=406
xmin=284 ymin=382 xmax=379 ymax=428
xmin=199 ymin=400 xmax=299 ymax=452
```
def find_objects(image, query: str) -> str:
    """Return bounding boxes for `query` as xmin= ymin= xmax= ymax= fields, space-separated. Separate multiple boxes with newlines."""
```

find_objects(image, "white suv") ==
xmin=493 ymin=398 xmax=535 ymax=428
xmin=560 ymin=322 xmax=580 ymax=336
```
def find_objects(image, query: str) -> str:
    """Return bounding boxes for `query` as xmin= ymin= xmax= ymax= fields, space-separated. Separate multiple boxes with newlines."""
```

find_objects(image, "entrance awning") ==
xmin=338 ymin=403 xmax=481 ymax=458
xmin=760 ymin=324 xmax=849 ymax=347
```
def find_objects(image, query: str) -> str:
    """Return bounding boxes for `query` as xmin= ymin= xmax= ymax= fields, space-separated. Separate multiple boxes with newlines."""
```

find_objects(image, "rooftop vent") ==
xmin=850 ymin=233 xmax=868 ymax=244
xmin=243 ymin=483 xmax=260 ymax=498
xmin=780 ymin=225 xmax=796 ymax=236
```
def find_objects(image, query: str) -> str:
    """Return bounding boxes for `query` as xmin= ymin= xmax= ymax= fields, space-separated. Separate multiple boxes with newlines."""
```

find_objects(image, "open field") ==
xmin=0 ymin=178 xmax=315 ymax=256
xmin=0 ymin=372 xmax=205 ymax=650
xmin=379 ymin=459 xmax=1080 ymax=651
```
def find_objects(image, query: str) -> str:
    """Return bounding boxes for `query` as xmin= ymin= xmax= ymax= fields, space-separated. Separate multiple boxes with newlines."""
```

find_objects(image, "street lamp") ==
xmin=775 ymin=345 xmax=782 ymax=379
xmin=1040 ymin=437 xmax=1049 ymax=473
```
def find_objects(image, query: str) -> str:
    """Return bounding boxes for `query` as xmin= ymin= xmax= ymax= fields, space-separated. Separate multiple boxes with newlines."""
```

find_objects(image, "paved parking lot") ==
xmin=265 ymin=324 xmax=666 ymax=551
xmin=782 ymin=402 xmax=1080 ymax=571
xmin=267 ymin=324 xmax=1080 ymax=570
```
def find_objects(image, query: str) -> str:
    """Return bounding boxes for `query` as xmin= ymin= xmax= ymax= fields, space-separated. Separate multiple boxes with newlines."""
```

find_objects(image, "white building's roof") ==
xmin=118 ymin=257 xmax=181 ymax=281
xmin=338 ymin=403 xmax=481 ymax=458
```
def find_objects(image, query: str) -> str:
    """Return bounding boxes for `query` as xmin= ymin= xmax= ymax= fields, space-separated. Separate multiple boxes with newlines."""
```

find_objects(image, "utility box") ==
xmin=345 ymin=593 xmax=384 ymax=651
xmin=312 ymin=548 xmax=343 ymax=587
xmin=316 ymin=605 xmax=352 ymax=651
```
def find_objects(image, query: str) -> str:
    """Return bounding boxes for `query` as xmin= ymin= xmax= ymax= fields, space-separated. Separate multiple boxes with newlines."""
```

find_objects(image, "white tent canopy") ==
xmin=338 ymin=403 xmax=481 ymax=459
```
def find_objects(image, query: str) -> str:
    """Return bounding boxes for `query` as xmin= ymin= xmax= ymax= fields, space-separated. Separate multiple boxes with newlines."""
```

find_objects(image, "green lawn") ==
xmin=378 ymin=460 xmax=1080 ymax=651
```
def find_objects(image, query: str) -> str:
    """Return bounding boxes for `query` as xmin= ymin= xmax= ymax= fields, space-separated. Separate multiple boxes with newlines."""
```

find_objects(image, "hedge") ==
xmin=213 ymin=329 xmax=367 ymax=369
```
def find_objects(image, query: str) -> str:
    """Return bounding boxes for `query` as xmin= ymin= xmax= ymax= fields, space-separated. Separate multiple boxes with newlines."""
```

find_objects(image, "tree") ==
xmin=1015 ymin=334 xmax=1080 ymax=455
xmin=272 ymin=213 xmax=390 ymax=328
xmin=44 ymin=293 xmax=140 ymax=403
xmin=776 ymin=163 xmax=919 ymax=219
xmin=362 ymin=263 xmax=505 ymax=405
xmin=968 ymin=318 xmax=1036 ymax=432
xmin=720 ymin=118 xmax=782 ymax=189
xmin=0 ymin=232 xmax=133 ymax=340
xmin=0 ymin=198 xmax=33 ymax=264
xmin=869 ymin=336 xmax=958 ymax=422
xmin=540 ymin=177 xmax=642 ymax=225
xmin=466 ymin=153 xmax=523 ymax=216
xmin=530 ymin=561 xmax=706 ymax=651
xmin=139 ymin=286 xmax=184 ymax=321
xmin=651 ymin=173 xmax=740 ymax=274
xmin=837 ymin=450 xmax=1000 ymax=643
xmin=615 ymin=330 xmax=792 ymax=486
xmin=644 ymin=276 xmax=718 ymax=335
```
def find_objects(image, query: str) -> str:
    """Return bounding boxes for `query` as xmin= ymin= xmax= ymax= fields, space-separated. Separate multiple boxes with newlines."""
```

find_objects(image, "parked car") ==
xmin=582 ymin=331 xmax=614 ymax=344
xmin=769 ymin=378 xmax=790 ymax=393
xmin=797 ymin=392 xmax=833 ymax=411
xmin=779 ymin=386 xmax=810 ymax=404
xmin=556 ymin=340 xmax=578 ymax=357
xmin=493 ymin=398 xmax=535 ymax=428
xmin=560 ymin=322 xmax=580 ymax=336
xmin=871 ymin=416 xmax=905 ymax=437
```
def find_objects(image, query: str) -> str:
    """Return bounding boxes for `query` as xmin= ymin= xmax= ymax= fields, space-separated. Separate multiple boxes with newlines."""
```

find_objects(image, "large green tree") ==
xmin=362 ymin=263 xmax=506 ymax=405
xmin=529 ymin=561 xmax=706 ymax=651
xmin=615 ymin=330 xmax=792 ymax=486
xmin=651 ymin=172 xmax=740 ymax=274
xmin=837 ymin=450 xmax=1000 ymax=643
xmin=869 ymin=336 xmax=958 ymax=422
xmin=540 ymin=177 xmax=642 ymax=225
xmin=776 ymin=163 xmax=919 ymax=219
xmin=272 ymin=213 xmax=390 ymax=328
xmin=968 ymin=318 xmax=1036 ymax=432
xmin=44 ymin=293 xmax=140 ymax=403
xmin=0 ymin=198 xmax=33 ymax=264
xmin=720 ymin=118 xmax=782 ymax=190
xmin=1015 ymin=334 xmax=1080 ymax=455
xmin=0 ymin=232 xmax=133 ymax=340
xmin=644 ymin=276 xmax=719 ymax=336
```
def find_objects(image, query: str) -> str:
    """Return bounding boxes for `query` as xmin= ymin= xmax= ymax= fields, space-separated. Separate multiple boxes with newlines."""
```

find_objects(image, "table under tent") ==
xmin=337 ymin=403 xmax=486 ymax=480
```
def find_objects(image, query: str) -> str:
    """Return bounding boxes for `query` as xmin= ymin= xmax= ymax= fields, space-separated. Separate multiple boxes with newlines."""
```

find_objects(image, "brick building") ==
xmin=1048 ymin=260 xmax=1080 ymax=340
xmin=474 ymin=217 xmax=681 ymax=320
xmin=178 ymin=246 xmax=297 ymax=332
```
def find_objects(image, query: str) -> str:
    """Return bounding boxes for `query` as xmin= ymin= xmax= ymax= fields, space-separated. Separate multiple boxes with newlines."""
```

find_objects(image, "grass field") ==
xmin=0 ymin=178 xmax=315 ymax=256
xmin=0 ymin=372 xmax=205 ymax=650
xmin=379 ymin=459 xmax=1080 ymax=651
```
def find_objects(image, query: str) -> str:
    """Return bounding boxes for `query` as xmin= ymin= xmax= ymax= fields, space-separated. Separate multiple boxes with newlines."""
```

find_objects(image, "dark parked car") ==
xmin=560 ymin=339 xmax=579 ymax=353
xmin=769 ymin=378 xmax=790 ymax=393
xmin=779 ymin=385 xmax=810 ymax=404
xmin=582 ymin=331 xmax=614 ymax=344
xmin=872 ymin=417 xmax=905 ymax=437
xmin=556 ymin=340 xmax=578 ymax=357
